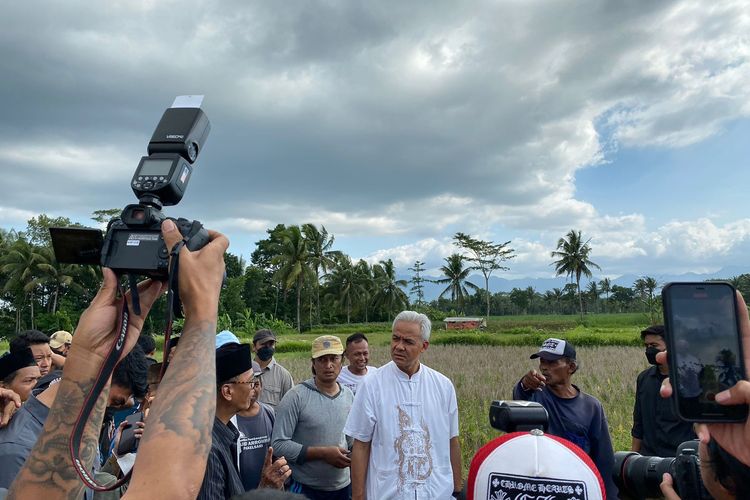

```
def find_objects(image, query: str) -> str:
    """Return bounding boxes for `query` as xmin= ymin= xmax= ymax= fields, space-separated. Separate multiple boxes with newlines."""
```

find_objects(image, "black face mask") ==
xmin=257 ymin=346 xmax=275 ymax=361
xmin=645 ymin=346 xmax=662 ymax=366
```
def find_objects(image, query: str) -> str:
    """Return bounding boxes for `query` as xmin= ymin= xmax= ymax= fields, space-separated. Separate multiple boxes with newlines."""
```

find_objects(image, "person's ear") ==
xmin=220 ymin=384 xmax=233 ymax=401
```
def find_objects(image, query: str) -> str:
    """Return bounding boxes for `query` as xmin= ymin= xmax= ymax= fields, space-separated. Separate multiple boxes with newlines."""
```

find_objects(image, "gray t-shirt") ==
xmin=236 ymin=403 xmax=275 ymax=491
xmin=0 ymin=395 xmax=49 ymax=488
xmin=271 ymin=379 xmax=354 ymax=491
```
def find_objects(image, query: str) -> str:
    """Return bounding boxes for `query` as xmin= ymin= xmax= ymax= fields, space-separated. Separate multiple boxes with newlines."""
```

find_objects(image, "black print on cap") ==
xmin=486 ymin=473 xmax=588 ymax=500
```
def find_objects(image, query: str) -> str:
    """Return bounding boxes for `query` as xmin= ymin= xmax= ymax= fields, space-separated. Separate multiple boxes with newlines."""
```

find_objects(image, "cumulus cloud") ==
xmin=1 ymin=0 xmax=749 ymax=278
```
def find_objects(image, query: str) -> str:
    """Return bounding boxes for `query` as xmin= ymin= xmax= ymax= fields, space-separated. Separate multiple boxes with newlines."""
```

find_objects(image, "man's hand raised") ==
xmin=521 ymin=370 xmax=546 ymax=391
xmin=161 ymin=219 xmax=228 ymax=319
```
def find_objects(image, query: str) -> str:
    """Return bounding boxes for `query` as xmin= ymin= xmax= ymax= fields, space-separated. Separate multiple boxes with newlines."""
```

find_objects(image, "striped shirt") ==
xmin=197 ymin=417 xmax=243 ymax=500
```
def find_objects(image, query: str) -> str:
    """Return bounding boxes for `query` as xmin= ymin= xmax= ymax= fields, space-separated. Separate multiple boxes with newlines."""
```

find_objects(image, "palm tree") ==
xmin=272 ymin=226 xmax=313 ymax=332
xmin=586 ymin=281 xmax=599 ymax=313
xmin=2 ymin=239 xmax=46 ymax=331
xmin=433 ymin=254 xmax=480 ymax=313
xmin=34 ymin=246 xmax=94 ymax=314
xmin=599 ymin=277 xmax=611 ymax=313
xmin=325 ymin=255 xmax=362 ymax=324
xmin=302 ymin=224 xmax=341 ymax=326
xmin=551 ymin=229 xmax=601 ymax=319
xmin=355 ymin=260 xmax=374 ymax=322
xmin=372 ymin=259 xmax=409 ymax=321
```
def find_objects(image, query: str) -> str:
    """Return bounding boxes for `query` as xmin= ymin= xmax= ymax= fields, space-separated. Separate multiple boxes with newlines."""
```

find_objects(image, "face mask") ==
xmin=645 ymin=346 xmax=661 ymax=366
xmin=257 ymin=346 xmax=275 ymax=361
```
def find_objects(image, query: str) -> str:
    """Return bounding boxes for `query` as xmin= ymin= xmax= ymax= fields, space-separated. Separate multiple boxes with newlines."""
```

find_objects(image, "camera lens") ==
xmin=614 ymin=452 xmax=674 ymax=499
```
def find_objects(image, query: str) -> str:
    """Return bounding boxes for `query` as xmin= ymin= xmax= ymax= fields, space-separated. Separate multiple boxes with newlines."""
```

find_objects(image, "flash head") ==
xmin=147 ymin=106 xmax=210 ymax=163
xmin=489 ymin=400 xmax=549 ymax=433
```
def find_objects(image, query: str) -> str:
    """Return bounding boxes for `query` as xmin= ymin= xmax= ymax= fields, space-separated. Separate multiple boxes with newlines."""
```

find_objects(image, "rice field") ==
xmin=276 ymin=344 xmax=647 ymax=473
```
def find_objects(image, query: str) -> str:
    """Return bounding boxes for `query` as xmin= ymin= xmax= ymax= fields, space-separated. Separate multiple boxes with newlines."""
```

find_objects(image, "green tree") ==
xmin=372 ymin=259 xmax=408 ymax=321
xmin=586 ymin=281 xmax=599 ymax=313
xmin=25 ymin=214 xmax=77 ymax=247
xmin=325 ymin=255 xmax=362 ymax=324
xmin=634 ymin=276 xmax=660 ymax=323
xmin=551 ymin=229 xmax=601 ymax=319
xmin=272 ymin=226 xmax=313 ymax=332
xmin=302 ymin=224 xmax=341 ymax=326
xmin=453 ymin=232 xmax=515 ymax=319
xmin=2 ymin=238 xmax=46 ymax=330
xmin=434 ymin=254 xmax=479 ymax=313
xmin=408 ymin=260 xmax=427 ymax=307
xmin=91 ymin=208 xmax=122 ymax=224
xmin=599 ymin=277 xmax=611 ymax=313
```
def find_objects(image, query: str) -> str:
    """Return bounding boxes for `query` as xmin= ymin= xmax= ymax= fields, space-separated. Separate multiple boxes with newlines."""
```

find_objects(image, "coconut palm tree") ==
xmin=302 ymin=223 xmax=341 ymax=326
xmin=434 ymin=254 xmax=480 ymax=313
xmin=599 ymin=277 xmax=611 ymax=313
xmin=325 ymin=255 xmax=362 ymax=324
xmin=372 ymin=259 xmax=409 ymax=321
xmin=551 ymin=229 xmax=601 ymax=319
xmin=272 ymin=225 xmax=313 ymax=332
xmin=2 ymin=239 xmax=46 ymax=330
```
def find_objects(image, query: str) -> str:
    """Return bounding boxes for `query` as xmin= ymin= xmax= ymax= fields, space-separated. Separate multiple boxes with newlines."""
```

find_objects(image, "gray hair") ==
xmin=392 ymin=311 xmax=432 ymax=342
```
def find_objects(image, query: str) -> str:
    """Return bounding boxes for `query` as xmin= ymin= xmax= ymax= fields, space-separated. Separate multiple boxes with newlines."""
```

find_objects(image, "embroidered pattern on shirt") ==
xmin=394 ymin=405 xmax=432 ymax=494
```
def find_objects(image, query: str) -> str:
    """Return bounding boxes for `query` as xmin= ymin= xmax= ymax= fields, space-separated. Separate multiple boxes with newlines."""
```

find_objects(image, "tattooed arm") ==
xmin=124 ymin=220 xmax=228 ymax=500
xmin=7 ymin=270 xmax=167 ymax=500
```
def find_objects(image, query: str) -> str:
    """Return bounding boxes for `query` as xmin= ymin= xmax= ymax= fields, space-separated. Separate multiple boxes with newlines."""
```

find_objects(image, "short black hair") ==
xmin=10 ymin=330 xmax=50 ymax=353
xmin=640 ymin=325 xmax=665 ymax=341
xmin=137 ymin=333 xmax=156 ymax=355
xmin=346 ymin=332 xmax=368 ymax=346
xmin=112 ymin=344 xmax=148 ymax=400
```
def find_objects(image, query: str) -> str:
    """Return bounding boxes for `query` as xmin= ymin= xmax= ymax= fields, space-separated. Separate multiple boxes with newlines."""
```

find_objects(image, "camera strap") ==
xmin=69 ymin=289 xmax=134 ymax=491
xmin=69 ymin=238 xmax=187 ymax=491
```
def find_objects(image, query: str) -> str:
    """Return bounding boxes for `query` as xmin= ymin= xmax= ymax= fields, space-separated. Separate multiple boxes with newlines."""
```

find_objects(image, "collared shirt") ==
xmin=344 ymin=361 xmax=458 ymax=500
xmin=0 ymin=394 xmax=50 ymax=488
xmin=258 ymin=358 xmax=294 ymax=408
xmin=197 ymin=417 xmax=244 ymax=500
xmin=632 ymin=366 xmax=696 ymax=456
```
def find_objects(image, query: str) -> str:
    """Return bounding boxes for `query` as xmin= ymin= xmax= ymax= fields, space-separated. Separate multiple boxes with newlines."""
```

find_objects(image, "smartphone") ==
xmin=663 ymin=282 xmax=748 ymax=422
xmin=116 ymin=411 xmax=144 ymax=456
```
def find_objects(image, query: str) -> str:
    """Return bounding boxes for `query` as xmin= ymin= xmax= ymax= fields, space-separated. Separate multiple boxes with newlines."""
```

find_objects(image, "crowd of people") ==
xmin=0 ymin=219 xmax=749 ymax=499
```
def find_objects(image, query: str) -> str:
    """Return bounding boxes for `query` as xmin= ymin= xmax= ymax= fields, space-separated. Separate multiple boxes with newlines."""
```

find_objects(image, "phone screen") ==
xmin=663 ymin=282 xmax=748 ymax=421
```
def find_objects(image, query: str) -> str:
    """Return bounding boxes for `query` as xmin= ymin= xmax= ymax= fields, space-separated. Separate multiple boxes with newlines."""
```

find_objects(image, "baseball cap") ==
xmin=467 ymin=431 xmax=604 ymax=500
xmin=251 ymin=360 xmax=262 ymax=377
xmin=49 ymin=330 xmax=73 ymax=349
xmin=530 ymin=338 xmax=576 ymax=361
xmin=253 ymin=329 xmax=277 ymax=344
xmin=216 ymin=330 xmax=240 ymax=349
xmin=311 ymin=335 xmax=344 ymax=359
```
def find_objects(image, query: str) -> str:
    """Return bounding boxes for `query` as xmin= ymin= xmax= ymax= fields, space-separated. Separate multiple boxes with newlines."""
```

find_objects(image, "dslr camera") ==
xmin=613 ymin=440 xmax=709 ymax=500
xmin=50 ymin=96 xmax=211 ymax=281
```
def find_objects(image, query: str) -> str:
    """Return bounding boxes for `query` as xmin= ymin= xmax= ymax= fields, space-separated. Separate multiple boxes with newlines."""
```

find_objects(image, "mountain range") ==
xmin=405 ymin=266 xmax=750 ymax=302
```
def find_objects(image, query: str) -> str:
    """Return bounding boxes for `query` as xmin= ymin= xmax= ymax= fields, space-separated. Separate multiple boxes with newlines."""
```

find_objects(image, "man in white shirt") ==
xmin=337 ymin=333 xmax=377 ymax=395
xmin=344 ymin=311 xmax=462 ymax=500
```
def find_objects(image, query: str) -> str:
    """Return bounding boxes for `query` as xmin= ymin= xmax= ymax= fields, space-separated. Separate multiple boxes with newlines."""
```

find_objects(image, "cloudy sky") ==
xmin=1 ymin=0 xmax=749 ymax=280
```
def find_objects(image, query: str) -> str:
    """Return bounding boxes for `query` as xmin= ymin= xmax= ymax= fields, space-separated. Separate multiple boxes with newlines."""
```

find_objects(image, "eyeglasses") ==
xmin=229 ymin=379 xmax=261 ymax=389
